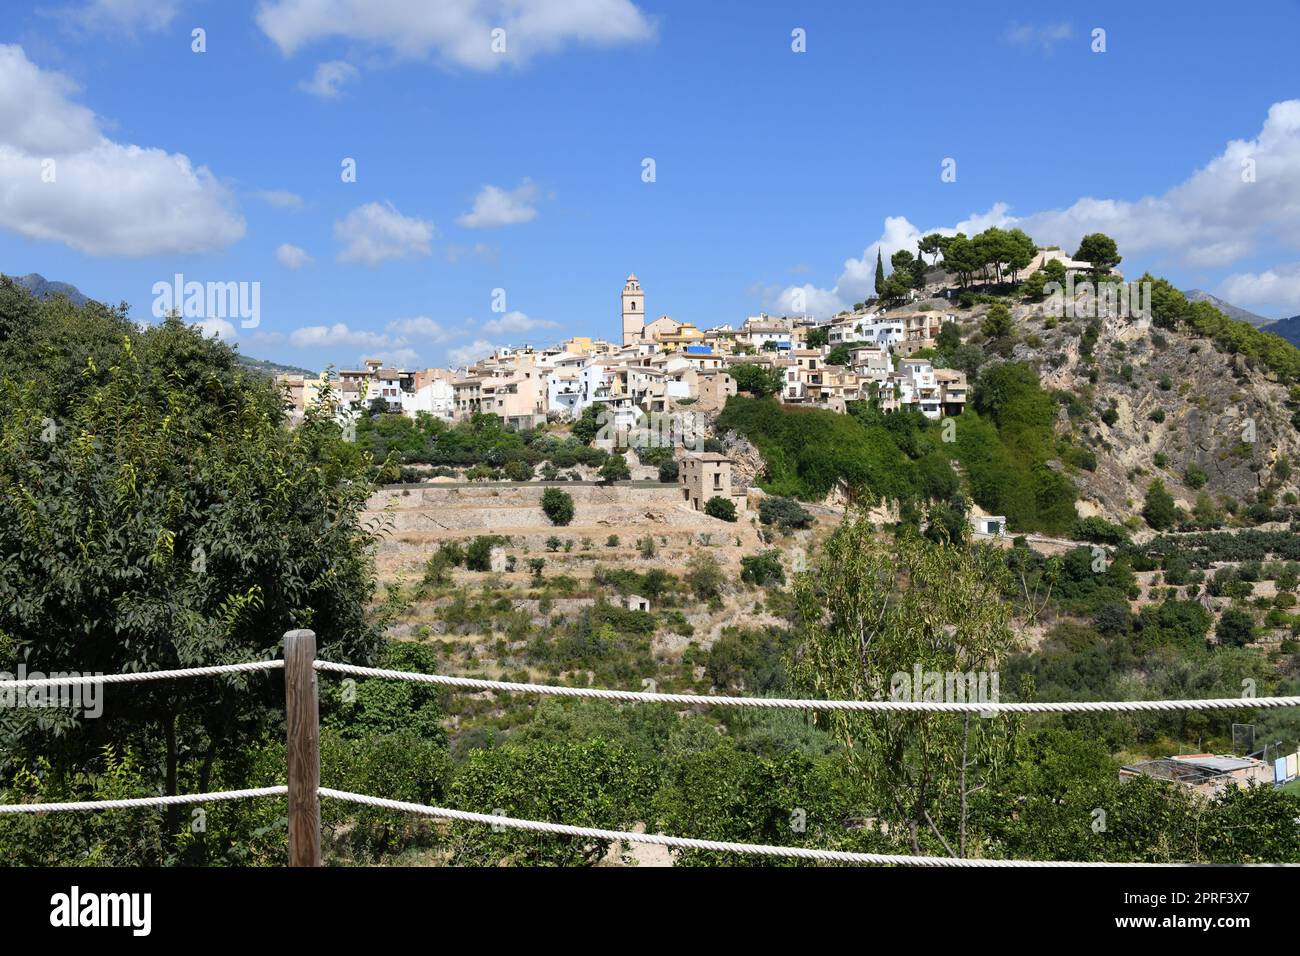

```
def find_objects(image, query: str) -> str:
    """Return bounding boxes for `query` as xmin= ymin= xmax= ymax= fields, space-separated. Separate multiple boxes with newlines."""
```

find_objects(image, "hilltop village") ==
xmin=276 ymin=271 xmax=976 ymax=431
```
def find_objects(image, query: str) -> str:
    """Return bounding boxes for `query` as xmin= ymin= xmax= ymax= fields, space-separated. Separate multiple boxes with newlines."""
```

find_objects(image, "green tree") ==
xmin=1216 ymin=608 xmax=1255 ymax=648
xmin=981 ymin=303 xmax=1013 ymax=340
xmin=0 ymin=300 xmax=384 ymax=857
xmin=728 ymin=363 xmax=784 ymax=397
xmin=571 ymin=404 xmax=603 ymax=444
xmin=1073 ymin=233 xmax=1121 ymax=277
xmin=598 ymin=453 xmax=631 ymax=483
xmin=758 ymin=496 xmax=813 ymax=530
xmin=1141 ymin=479 xmax=1179 ymax=530
xmin=704 ymin=496 xmax=738 ymax=522
xmin=740 ymin=550 xmax=785 ymax=586
xmin=685 ymin=552 xmax=725 ymax=601
xmin=918 ymin=233 xmax=945 ymax=265
xmin=793 ymin=516 xmax=1020 ymax=856
xmin=541 ymin=487 xmax=575 ymax=525
xmin=446 ymin=739 xmax=655 ymax=866
xmin=874 ymin=248 xmax=886 ymax=297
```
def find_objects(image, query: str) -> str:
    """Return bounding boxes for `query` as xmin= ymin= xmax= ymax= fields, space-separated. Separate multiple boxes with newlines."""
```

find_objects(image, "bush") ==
xmin=599 ymin=454 xmax=631 ymax=483
xmin=704 ymin=496 xmax=738 ymax=522
xmin=503 ymin=459 xmax=533 ymax=482
xmin=1073 ymin=516 xmax=1129 ymax=546
xmin=1141 ymin=480 xmax=1179 ymax=530
xmin=686 ymin=552 xmax=724 ymax=600
xmin=1216 ymin=608 xmax=1255 ymax=648
xmin=740 ymin=551 xmax=785 ymax=587
xmin=759 ymin=496 xmax=813 ymax=530
xmin=465 ymin=535 xmax=505 ymax=572
xmin=658 ymin=459 xmax=679 ymax=483
xmin=541 ymin=488 xmax=575 ymax=526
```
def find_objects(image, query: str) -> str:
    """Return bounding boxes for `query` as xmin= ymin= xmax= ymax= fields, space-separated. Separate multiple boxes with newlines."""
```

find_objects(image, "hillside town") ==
xmin=275 ymin=273 xmax=971 ymax=429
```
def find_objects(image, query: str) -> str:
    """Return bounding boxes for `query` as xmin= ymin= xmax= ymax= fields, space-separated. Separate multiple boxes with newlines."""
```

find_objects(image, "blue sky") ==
xmin=3 ymin=0 xmax=1300 ymax=371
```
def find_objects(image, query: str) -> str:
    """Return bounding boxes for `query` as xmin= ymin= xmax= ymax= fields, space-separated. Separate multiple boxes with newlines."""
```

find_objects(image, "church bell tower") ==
xmin=621 ymin=274 xmax=644 ymax=346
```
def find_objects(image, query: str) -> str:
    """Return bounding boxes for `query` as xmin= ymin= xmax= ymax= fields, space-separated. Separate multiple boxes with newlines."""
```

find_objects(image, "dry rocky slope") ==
xmin=997 ymin=300 xmax=1299 ymax=526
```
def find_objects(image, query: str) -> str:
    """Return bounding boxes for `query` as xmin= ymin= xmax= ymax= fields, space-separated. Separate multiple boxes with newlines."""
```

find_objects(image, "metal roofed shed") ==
xmin=1119 ymin=754 xmax=1273 ymax=796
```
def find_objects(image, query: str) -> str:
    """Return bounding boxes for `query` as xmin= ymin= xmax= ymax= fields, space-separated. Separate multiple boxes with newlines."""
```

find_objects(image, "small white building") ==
xmin=970 ymin=515 xmax=1008 ymax=537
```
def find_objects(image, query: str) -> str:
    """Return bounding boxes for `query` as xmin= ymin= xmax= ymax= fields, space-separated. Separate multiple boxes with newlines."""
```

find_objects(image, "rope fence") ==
xmin=313 ymin=660 xmax=1300 ymax=713
xmin=0 ymin=659 xmax=283 ymax=689
xmin=3 ymin=632 xmax=1298 ymax=867
xmin=318 ymin=788 xmax=1183 ymax=867
xmin=0 ymin=787 xmax=288 ymax=815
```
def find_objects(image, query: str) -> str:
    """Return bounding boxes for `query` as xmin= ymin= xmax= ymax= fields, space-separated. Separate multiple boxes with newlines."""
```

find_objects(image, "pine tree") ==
xmin=874 ymin=248 xmax=885 ymax=297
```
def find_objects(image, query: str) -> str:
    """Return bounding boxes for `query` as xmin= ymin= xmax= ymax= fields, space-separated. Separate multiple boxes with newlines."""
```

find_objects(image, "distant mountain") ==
xmin=7 ymin=270 xmax=314 ymax=378
xmin=1182 ymin=289 xmax=1271 ymax=326
xmin=237 ymin=354 xmax=316 ymax=378
xmin=1262 ymin=314 xmax=1300 ymax=347
xmin=7 ymin=272 xmax=91 ymax=306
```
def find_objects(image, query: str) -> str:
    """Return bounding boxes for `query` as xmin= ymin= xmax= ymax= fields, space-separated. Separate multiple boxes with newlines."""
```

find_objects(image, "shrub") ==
xmin=1141 ymin=480 xmax=1179 ymax=530
xmin=599 ymin=454 xmax=631 ymax=483
xmin=740 ymin=551 xmax=785 ymax=587
xmin=1184 ymin=463 xmax=1209 ymax=489
xmin=465 ymin=535 xmax=505 ymax=572
xmin=1216 ymin=608 xmax=1256 ymax=648
xmin=503 ymin=459 xmax=533 ymax=482
xmin=704 ymin=496 xmax=738 ymax=522
xmin=541 ymin=488 xmax=575 ymax=526
xmin=685 ymin=552 xmax=724 ymax=601
xmin=759 ymin=496 xmax=813 ymax=530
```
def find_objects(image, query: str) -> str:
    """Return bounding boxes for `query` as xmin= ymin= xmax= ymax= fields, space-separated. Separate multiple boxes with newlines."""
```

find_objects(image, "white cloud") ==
xmin=290 ymin=323 xmax=391 ymax=349
xmin=256 ymin=0 xmax=655 ymax=71
xmin=385 ymin=316 xmax=456 ymax=343
xmin=194 ymin=317 xmax=237 ymax=341
xmin=1004 ymin=21 xmax=1074 ymax=52
xmin=64 ymin=0 xmax=180 ymax=34
xmin=456 ymin=180 xmax=538 ymax=228
xmin=0 ymin=45 xmax=244 ymax=256
xmin=445 ymin=241 xmax=498 ymax=264
xmin=481 ymin=310 xmax=556 ymax=336
xmin=298 ymin=60 xmax=359 ymax=98
xmin=253 ymin=189 xmax=306 ymax=210
xmin=1220 ymin=263 xmax=1300 ymax=313
xmin=448 ymin=339 xmax=498 ymax=366
xmin=287 ymin=315 xmax=461 ymax=366
xmin=367 ymin=348 xmax=421 ymax=368
xmin=333 ymin=200 xmax=436 ymax=265
xmin=276 ymin=243 xmax=314 ymax=269
xmin=773 ymin=101 xmax=1300 ymax=318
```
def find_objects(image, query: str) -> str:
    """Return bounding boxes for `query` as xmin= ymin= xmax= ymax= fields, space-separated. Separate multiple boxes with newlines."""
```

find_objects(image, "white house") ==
xmin=404 ymin=378 xmax=455 ymax=421
xmin=970 ymin=515 xmax=1009 ymax=537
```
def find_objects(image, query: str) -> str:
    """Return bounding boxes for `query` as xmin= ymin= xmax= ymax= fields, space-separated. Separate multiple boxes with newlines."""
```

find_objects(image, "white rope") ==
xmin=0 ymin=660 xmax=284 ymax=690
xmin=313 ymin=661 xmax=1300 ymax=714
xmin=318 ymin=788 xmax=1240 ymax=867
xmin=0 ymin=786 xmax=288 ymax=814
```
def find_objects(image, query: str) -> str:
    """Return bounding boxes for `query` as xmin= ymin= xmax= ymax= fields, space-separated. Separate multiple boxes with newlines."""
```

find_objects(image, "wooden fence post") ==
xmin=284 ymin=628 xmax=322 ymax=867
